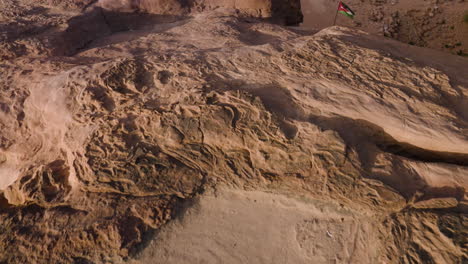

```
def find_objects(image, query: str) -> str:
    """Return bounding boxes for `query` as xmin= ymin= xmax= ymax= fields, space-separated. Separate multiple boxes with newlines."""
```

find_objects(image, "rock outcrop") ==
xmin=94 ymin=0 xmax=303 ymax=25
xmin=0 ymin=1 xmax=466 ymax=263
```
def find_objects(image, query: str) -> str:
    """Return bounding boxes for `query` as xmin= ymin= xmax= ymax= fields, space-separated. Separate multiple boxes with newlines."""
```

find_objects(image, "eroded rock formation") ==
xmin=0 ymin=1 xmax=466 ymax=263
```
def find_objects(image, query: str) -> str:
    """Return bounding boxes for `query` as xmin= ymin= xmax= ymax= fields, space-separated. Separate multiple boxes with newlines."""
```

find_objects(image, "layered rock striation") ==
xmin=0 ymin=1 xmax=466 ymax=263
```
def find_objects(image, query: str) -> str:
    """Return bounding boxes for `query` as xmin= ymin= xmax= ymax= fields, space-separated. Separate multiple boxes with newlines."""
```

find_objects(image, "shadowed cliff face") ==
xmin=0 ymin=1 xmax=467 ymax=264
xmin=95 ymin=0 xmax=303 ymax=24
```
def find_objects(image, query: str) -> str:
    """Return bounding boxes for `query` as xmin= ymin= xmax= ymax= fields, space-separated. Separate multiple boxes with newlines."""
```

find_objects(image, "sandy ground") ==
xmin=133 ymin=188 xmax=380 ymax=264
xmin=0 ymin=1 xmax=467 ymax=263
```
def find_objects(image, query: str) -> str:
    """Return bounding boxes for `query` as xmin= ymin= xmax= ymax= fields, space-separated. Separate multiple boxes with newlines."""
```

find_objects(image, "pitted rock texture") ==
xmin=0 ymin=1 xmax=467 ymax=264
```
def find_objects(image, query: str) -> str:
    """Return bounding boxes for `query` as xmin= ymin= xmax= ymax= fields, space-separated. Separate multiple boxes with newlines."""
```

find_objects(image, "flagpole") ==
xmin=333 ymin=1 xmax=340 ymax=26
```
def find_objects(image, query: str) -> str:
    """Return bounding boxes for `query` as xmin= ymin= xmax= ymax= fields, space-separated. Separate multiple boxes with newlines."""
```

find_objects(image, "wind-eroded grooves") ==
xmin=311 ymin=116 xmax=468 ymax=167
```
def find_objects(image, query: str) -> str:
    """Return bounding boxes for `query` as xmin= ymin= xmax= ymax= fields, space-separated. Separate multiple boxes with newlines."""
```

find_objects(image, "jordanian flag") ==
xmin=338 ymin=2 xmax=355 ymax=18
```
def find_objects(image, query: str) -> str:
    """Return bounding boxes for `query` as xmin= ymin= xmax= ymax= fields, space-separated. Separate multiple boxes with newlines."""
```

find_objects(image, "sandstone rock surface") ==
xmin=0 ymin=1 xmax=466 ymax=263
xmin=301 ymin=0 xmax=468 ymax=56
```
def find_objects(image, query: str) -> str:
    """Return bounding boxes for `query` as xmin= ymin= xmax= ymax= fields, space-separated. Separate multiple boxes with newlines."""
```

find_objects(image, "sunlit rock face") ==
xmin=0 ymin=0 xmax=466 ymax=263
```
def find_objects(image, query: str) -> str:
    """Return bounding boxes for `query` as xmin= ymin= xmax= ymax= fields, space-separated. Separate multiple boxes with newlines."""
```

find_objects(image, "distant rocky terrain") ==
xmin=0 ymin=0 xmax=467 ymax=263
xmin=301 ymin=0 xmax=468 ymax=56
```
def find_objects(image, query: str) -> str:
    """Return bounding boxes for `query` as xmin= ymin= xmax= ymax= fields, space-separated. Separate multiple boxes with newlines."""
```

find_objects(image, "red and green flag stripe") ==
xmin=338 ymin=2 xmax=355 ymax=18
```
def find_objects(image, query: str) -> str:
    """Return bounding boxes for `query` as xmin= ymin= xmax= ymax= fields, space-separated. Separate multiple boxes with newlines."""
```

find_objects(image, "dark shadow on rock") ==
xmin=0 ymin=21 xmax=55 ymax=42
xmin=55 ymin=7 xmax=190 ymax=56
xmin=271 ymin=0 xmax=303 ymax=26
xmin=128 ymin=196 xmax=190 ymax=258
xmin=226 ymin=21 xmax=282 ymax=46
xmin=206 ymin=77 xmax=468 ymax=169
xmin=204 ymin=76 xmax=467 ymax=200
xmin=309 ymin=117 xmax=468 ymax=167
xmin=419 ymin=186 xmax=466 ymax=202
xmin=23 ymin=6 xmax=49 ymax=16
